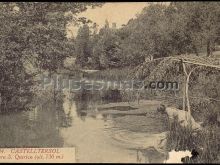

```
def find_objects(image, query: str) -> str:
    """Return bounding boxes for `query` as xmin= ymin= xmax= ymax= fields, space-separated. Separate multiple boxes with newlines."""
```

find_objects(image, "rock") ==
xmin=166 ymin=107 xmax=201 ymax=130
xmin=157 ymin=104 xmax=201 ymax=130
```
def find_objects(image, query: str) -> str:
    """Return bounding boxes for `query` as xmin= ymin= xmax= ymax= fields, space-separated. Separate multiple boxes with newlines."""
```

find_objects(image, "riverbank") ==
xmin=26 ymin=63 xmax=220 ymax=163
xmin=83 ymin=60 xmax=220 ymax=163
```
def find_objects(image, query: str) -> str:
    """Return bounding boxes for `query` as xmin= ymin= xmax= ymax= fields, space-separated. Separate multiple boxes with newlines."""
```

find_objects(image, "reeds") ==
xmin=166 ymin=115 xmax=220 ymax=163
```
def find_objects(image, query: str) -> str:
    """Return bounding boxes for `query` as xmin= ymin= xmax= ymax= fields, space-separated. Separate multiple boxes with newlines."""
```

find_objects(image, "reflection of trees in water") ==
xmin=74 ymin=89 xmax=122 ymax=116
xmin=0 ymin=100 xmax=64 ymax=148
xmin=57 ymin=106 xmax=73 ymax=128
xmin=101 ymin=89 xmax=122 ymax=103
xmin=0 ymin=88 xmax=123 ymax=147
xmin=56 ymin=94 xmax=73 ymax=128
xmin=74 ymin=89 xmax=101 ymax=118
xmin=34 ymin=102 xmax=64 ymax=147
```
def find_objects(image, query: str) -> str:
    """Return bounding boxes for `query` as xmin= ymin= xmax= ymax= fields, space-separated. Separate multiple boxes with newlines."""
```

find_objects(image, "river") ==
xmin=0 ymin=89 xmax=169 ymax=163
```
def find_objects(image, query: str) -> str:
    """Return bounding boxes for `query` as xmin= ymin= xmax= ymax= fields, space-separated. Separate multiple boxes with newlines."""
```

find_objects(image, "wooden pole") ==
xmin=185 ymin=72 xmax=191 ymax=124
xmin=186 ymin=67 xmax=199 ymax=121
xmin=182 ymin=59 xmax=200 ymax=125
xmin=182 ymin=76 xmax=187 ymax=118
xmin=182 ymin=60 xmax=188 ymax=121
xmin=182 ymin=60 xmax=193 ymax=125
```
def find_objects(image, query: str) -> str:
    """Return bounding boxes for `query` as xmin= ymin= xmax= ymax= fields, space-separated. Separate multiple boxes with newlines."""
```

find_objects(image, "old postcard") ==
xmin=0 ymin=2 xmax=220 ymax=163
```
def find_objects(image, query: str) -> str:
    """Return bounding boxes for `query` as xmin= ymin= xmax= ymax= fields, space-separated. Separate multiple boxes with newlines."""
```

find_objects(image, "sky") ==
xmin=67 ymin=2 xmax=148 ymax=38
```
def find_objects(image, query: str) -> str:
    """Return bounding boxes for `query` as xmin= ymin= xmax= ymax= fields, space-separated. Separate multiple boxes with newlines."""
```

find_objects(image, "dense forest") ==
xmin=74 ymin=2 xmax=220 ymax=69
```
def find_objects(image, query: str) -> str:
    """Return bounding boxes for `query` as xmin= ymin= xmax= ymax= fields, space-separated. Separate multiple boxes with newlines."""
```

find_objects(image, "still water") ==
xmin=0 ymin=90 xmax=168 ymax=163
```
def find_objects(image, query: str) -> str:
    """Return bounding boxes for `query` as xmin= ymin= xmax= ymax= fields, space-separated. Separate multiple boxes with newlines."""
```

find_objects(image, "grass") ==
xmin=166 ymin=115 xmax=220 ymax=163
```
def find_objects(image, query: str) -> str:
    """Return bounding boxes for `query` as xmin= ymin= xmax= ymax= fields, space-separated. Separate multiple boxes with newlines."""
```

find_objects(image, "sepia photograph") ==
xmin=0 ymin=1 xmax=220 ymax=163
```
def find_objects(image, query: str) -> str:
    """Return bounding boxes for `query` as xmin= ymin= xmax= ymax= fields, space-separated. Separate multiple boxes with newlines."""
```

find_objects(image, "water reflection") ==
xmin=0 ymin=89 xmax=168 ymax=163
xmin=60 ymin=89 xmax=168 ymax=163
xmin=0 ymin=101 xmax=63 ymax=148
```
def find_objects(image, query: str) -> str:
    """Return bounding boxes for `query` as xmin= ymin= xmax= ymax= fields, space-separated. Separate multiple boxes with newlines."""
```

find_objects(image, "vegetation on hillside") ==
xmin=74 ymin=2 xmax=220 ymax=69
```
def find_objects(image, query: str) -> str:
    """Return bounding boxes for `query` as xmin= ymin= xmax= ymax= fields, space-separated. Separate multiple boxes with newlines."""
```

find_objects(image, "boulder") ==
xmin=157 ymin=104 xmax=201 ymax=130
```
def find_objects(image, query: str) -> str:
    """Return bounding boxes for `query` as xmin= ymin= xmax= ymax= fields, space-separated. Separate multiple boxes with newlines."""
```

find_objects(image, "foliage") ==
xmin=0 ymin=2 xmax=101 ymax=112
xmin=75 ymin=24 xmax=91 ymax=67
xmin=171 ymin=2 xmax=220 ymax=56
xmin=74 ymin=2 xmax=220 ymax=69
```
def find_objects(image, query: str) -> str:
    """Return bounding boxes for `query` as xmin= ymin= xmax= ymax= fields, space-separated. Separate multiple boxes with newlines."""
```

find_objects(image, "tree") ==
xmin=0 ymin=2 xmax=101 ymax=112
xmin=90 ymin=31 xmax=101 ymax=69
xmin=0 ymin=3 xmax=34 ymax=111
xmin=91 ymin=21 xmax=123 ymax=69
xmin=171 ymin=2 xmax=220 ymax=56
xmin=16 ymin=3 xmax=101 ymax=72
xmin=118 ymin=4 xmax=172 ymax=62
xmin=75 ymin=24 xmax=91 ymax=67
